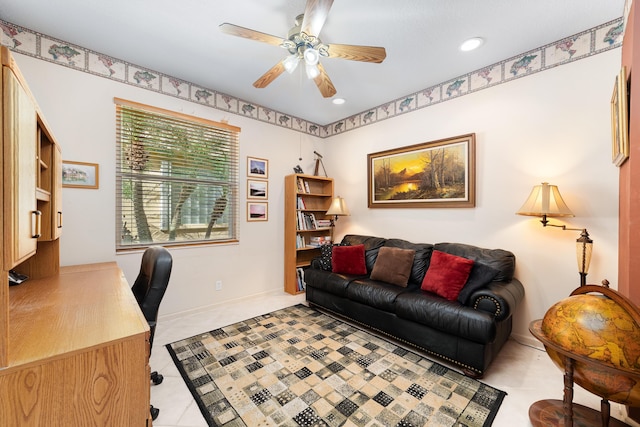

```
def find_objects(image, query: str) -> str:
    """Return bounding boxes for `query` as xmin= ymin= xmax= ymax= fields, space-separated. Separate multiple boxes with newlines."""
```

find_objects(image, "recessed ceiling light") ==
xmin=332 ymin=98 xmax=346 ymax=105
xmin=460 ymin=37 xmax=484 ymax=52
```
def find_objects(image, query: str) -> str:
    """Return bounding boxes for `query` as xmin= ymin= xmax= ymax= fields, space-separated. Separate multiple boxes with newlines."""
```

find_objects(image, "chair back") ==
xmin=131 ymin=246 xmax=172 ymax=346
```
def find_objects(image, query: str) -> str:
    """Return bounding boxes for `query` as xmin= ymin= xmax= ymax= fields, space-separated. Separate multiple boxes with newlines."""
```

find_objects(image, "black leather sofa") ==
xmin=304 ymin=234 xmax=525 ymax=377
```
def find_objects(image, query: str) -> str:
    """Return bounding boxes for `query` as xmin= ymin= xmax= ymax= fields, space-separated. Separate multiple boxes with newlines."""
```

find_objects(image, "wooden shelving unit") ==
xmin=284 ymin=174 xmax=333 ymax=294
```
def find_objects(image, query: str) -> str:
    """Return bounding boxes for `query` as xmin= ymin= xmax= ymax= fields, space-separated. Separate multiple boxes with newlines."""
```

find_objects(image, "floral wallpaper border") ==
xmin=0 ymin=17 xmax=623 ymax=138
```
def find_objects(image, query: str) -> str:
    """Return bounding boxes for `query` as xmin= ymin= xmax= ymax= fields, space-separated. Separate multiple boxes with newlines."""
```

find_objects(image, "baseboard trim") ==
xmin=157 ymin=289 xmax=303 ymax=322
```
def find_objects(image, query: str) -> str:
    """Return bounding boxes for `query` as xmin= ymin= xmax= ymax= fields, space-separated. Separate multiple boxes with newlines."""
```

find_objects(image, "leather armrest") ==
xmin=468 ymin=278 xmax=525 ymax=321
xmin=310 ymin=257 xmax=323 ymax=269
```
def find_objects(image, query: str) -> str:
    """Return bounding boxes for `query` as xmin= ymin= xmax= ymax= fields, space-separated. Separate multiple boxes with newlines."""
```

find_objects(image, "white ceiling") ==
xmin=0 ymin=0 xmax=625 ymax=125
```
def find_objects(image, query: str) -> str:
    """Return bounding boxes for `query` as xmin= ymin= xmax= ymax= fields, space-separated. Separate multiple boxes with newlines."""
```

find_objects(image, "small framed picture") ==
xmin=62 ymin=161 xmax=99 ymax=189
xmin=247 ymin=156 xmax=268 ymax=178
xmin=247 ymin=202 xmax=268 ymax=221
xmin=247 ymin=179 xmax=268 ymax=199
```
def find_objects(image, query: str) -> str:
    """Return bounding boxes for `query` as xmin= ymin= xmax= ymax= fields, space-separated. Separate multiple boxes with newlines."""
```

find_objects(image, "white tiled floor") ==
xmin=149 ymin=292 xmax=631 ymax=427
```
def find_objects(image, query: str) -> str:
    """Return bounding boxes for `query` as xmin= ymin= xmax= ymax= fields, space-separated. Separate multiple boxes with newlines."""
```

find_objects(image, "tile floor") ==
xmin=149 ymin=292 xmax=632 ymax=427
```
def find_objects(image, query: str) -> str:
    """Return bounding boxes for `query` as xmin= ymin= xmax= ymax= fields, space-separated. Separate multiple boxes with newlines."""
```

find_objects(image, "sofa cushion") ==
xmin=370 ymin=247 xmax=416 ymax=287
xmin=304 ymin=268 xmax=362 ymax=297
xmin=395 ymin=290 xmax=497 ymax=344
xmin=332 ymin=244 xmax=367 ymax=275
xmin=457 ymin=263 xmax=500 ymax=305
xmin=346 ymin=278 xmax=409 ymax=312
xmin=434 ymin=242 xmax=515 ymax=282
xmin=383 ymin=239 xmax=434 ymax=286
xmin=318 ymin=243 xmax=349 ymax=271
xmin=341 ymin=235 xmax=387 ymax=272
xmin=421 ymin=250 xmax=474 ymax=301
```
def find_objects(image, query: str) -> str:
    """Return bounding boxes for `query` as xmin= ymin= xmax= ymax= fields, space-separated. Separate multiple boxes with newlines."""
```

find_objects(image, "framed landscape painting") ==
xmin=62 ymin=160 xmax=99 ymax=189
xmin=247 ymin=179 xmax=268 ymax=199
xmin=247 ymin=202 xmax=268 ymax=221
xmin=611 ymin=66 xmax=629 ymax=167
xmin=367 ymin=134 xmax=475 ymax=208
xmin=247 ymin=156 xmax=268 ymax=178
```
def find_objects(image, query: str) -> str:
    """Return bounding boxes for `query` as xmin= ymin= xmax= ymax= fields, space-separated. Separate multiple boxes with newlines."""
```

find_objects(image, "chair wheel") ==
xmin=151 ymin=371 xmax=164 ymax=385
xmin=150 ymin=405 xmax=160 ymax=420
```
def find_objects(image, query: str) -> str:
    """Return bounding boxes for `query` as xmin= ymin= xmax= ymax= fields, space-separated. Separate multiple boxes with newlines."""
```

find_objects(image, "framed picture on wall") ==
xmin=247 ymin=179 xmax=268 ymax=199
xmin=611 ymin=66 xmax=629 ymax=167
xmin=247 ymin=202 xmax=268 ymax=221
xmin=62 ymin=160 xmax=99 ymax=189
xmin=247 ymin=156 xmax=268 ymax=178
xmin=367 ymin=134 xmax=475 ymax=208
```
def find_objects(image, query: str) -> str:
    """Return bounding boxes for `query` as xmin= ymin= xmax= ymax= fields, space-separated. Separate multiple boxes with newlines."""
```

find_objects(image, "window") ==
xmin=115 ymin=98 xmax=239 ymax=250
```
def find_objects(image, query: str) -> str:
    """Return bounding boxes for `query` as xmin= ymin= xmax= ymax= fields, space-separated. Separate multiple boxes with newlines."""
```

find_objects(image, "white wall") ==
xmin=14 ymin=53 xmax=325 ymax=316
xmin=325 ymin=49 xmax=620 ymax=345
xmin=13 ymin=47 xmax=621 ymax=346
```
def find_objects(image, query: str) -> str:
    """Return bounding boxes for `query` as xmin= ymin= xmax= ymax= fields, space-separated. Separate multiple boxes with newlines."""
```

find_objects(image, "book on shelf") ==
xmin=316 ymin=219 xmax=331 ymax=228
xmin=296 ymin=212 xmax=318 ymax=230
xmin=296 ymin=267 xmax=306 ymax=291
xmin=308 ymin=236 xmax=332 ymax=247
xmin=297 ymin=177 xmax=306 ymax=193
xmin=304 ymin=181 xmax=311 ymax=193
xmin=297 ymin=196 xmax=306 ymax=209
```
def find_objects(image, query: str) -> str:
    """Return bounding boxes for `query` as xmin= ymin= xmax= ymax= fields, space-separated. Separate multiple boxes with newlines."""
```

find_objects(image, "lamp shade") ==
xmin=326 ymin=196 xmax=350 ymax=217
xmin=516 ymin=182 xmax=574 ymax=217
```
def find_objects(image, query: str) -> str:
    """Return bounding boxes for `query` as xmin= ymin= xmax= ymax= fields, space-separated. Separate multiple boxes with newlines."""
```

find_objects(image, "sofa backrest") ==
xmin=340 ymin=235 xmax=516 ymax=283
xmin=434 ymin=242 xmax=515 ymax=282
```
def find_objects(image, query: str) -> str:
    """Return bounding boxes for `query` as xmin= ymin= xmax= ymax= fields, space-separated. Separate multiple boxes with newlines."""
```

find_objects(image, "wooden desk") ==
xmin=0 ymin=262 xmax=151 ymax=426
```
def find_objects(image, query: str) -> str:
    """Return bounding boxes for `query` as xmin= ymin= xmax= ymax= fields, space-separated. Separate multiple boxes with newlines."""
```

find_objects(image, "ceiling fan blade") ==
xmin=253 ymin=61 xmax=286 ymax=88
xmin=313 ymin=62 xmax=337 ymax=98
xmin=301 ymin=0 xmax=334 ymax=36
xmin=326 ymin=43 xmax=387 ymax=63
xmin=219 ymin=23 xmax=284 ymax=47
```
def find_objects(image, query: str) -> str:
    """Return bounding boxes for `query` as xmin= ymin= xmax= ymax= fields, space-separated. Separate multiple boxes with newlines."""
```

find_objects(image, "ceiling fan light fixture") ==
xmin=283 ymin=55 xmax=300 ymax=74
xmin=305 ymin=62 xmax=320 ymax=79
xmin=303 ymin=47 xmax=320 ymax=65
xmin=460 ymin=37 xmax=484 ymax=52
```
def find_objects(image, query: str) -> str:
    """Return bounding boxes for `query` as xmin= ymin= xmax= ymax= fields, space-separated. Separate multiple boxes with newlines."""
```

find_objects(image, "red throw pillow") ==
xmin=332 ymin=244 xmax=367 ymax=275
xmin=421 ymin=250 xmax=474 ymax=300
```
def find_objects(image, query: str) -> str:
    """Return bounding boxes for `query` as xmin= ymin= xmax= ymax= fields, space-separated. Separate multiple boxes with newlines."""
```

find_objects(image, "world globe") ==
xmin=531 ymin=284 xmax=640 ymax=406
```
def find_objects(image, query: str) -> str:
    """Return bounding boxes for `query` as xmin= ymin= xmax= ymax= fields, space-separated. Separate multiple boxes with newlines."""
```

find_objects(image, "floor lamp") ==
xmin=326 ymin=196 xmax=350 ymax=243
xmin=516 ymin=182 xmax=593 ymax=287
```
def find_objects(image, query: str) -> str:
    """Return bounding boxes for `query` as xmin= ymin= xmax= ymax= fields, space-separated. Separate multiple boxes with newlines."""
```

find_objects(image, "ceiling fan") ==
xmin=219 ymin=0 xmax=386 ymax=98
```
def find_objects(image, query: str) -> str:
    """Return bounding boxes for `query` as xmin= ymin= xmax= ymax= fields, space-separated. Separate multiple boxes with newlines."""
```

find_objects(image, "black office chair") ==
xmin=131 ymin=246 xmax=172 ymax=421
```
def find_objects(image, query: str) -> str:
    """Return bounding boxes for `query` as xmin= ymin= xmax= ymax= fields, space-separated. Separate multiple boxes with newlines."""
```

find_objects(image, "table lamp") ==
xmin=326 ymin=196 xmax=350 ymax=243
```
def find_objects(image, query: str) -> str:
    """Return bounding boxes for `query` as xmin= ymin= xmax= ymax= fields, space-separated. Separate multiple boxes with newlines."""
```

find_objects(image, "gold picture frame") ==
xmin=62 ymin=160 xmax=99 ymax=189
xmin=611 ymin=66 xmax=629 ymax=167
xmin=367 ymin=134 xmax=475 ymax=208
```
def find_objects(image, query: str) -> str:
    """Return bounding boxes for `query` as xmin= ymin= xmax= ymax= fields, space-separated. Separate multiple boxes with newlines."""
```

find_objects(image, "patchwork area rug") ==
xmin=166 ymin=304 xmax=506 ymax=427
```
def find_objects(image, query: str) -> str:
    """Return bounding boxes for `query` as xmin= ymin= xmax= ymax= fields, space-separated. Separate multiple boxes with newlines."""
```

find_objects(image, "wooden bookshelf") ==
xmin=284 ymin=174 xmax=333 ymax=294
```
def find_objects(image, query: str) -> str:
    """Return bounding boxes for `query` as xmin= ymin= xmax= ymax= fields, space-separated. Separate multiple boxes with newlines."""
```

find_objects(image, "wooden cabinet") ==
xmin=2 ymin=60 xmax=38 ymax=270
xmin=0 ymin=263 xmax=151 ymax=426
xmin=284 ymin=174 xmax=333 ymax=294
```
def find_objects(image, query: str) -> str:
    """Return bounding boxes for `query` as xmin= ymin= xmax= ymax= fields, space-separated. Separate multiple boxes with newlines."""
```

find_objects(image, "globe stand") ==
xmin=529 ymin=400 xmax=630 ymax=427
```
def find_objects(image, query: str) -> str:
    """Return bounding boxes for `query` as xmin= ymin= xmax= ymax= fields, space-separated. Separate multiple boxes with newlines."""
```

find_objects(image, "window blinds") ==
xmin=115 ymin=98 xmax=240 ymax=250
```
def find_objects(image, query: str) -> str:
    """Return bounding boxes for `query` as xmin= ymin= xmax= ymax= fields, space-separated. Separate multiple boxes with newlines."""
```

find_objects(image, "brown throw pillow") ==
xmin=370 ymin=246 xmax=416 ymax=287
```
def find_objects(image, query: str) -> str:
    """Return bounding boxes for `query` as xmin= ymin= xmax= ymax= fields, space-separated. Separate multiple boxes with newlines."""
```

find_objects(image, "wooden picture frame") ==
xmin=247 ymin=202 xmax=268 ymax=221
xmin=247 ymin=156 xmax=268 ymax=179
xmin=611 ymin=66 xmax=629 ymax=167
xmin=247 ymin=179 xmax=268 ymax=199
xmin=62 ymin=160 xmax=99 ymax=189
xmin=367 ymin=134 xmax=475 ymax=208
